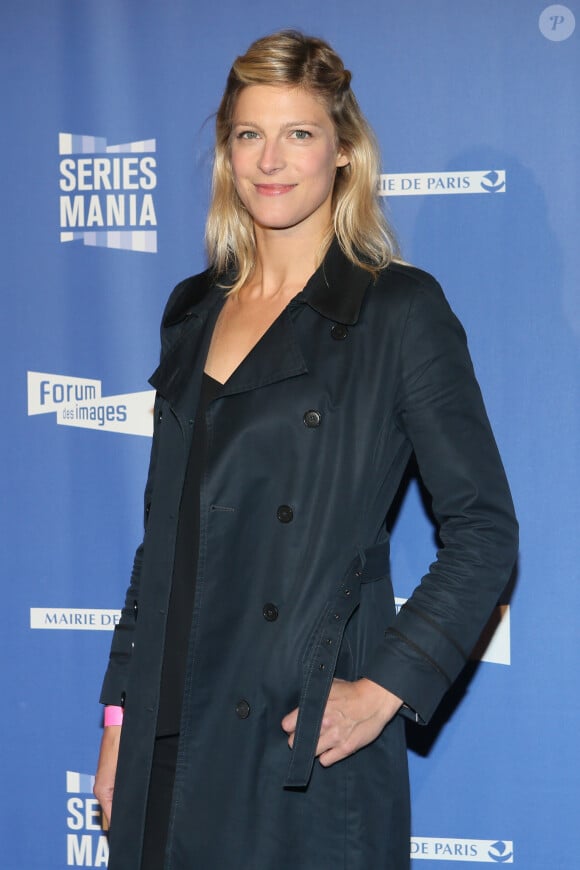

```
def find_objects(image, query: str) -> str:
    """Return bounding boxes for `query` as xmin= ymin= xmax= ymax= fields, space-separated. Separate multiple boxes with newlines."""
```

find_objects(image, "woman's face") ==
xmin=230 ymin=85 xmax=349 ymax=239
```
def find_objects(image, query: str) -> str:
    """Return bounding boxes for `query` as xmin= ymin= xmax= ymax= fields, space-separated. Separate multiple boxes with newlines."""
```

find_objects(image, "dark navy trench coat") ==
xmin=100 ymin=242 xmax=518 ymax=870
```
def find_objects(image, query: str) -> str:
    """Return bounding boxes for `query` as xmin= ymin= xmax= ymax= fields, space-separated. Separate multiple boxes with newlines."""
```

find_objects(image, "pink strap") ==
xmin=104 ymin=705 xmax=124 ymax=727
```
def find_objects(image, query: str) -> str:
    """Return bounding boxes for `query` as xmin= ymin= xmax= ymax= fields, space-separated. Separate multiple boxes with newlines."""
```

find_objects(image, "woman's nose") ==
xmin=257 ymin=138 xmax=285 ymax=174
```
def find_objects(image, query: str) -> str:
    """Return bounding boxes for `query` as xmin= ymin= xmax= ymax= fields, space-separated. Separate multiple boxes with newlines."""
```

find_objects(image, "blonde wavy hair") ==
xmin=205 ymin=30 xmax=399 ymax=292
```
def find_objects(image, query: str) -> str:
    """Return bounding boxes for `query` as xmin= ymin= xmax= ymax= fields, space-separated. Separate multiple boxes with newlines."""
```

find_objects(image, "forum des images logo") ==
xmin=27 ymin=371 xmax=154 ymax=437
xmin=59 ymin=132 xmax=158 ymax=253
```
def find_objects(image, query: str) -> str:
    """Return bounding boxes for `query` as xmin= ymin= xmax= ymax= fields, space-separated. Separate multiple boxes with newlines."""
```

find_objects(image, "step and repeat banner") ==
xmin=2 ymin=1 xmax=579 ymax=867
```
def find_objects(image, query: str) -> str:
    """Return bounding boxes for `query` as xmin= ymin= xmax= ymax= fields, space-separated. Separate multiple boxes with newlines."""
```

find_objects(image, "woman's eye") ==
xmin=290 ymin=130 xmax=311 ymax=140
xmin=237 ymin=130 xmax=259 ymax=140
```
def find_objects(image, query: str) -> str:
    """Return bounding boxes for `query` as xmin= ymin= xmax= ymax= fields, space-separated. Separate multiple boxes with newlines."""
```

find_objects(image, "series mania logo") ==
xmin=66 ymin=771 xmax=108 ymax=867
xmin=59 ymin=132 xmax=157 ymax=253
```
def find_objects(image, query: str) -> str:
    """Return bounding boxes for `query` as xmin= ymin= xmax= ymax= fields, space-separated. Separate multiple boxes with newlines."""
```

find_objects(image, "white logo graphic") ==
xmin=30 ymin=608 xmax=121 ymax=630
xmin=396 ymin=599 xmax=511 ymax=666
xmin=27 ymin=371 xmax=154 ymax=437
xmin=411 ymin=838 xmax=514 ymax=863
xmin=59 ymin=132 xmax=158 ymax=253
xmin=67 ymin=772 xmax=96 ymax=794
xmin=379 ymin=170 xmax=506 ymax=197
xmin=66 ymin=771 xmax=109 ymax=866
xmin=539 ymin=5 xmax=575 ymax=40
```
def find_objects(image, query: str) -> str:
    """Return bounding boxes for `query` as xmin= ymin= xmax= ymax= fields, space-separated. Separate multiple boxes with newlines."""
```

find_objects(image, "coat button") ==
xmin=120 ymin=691 xmax=126 ymax=708
xmin=303 ymin=409 xmax=322 ymax=428
xmin=235 ymin=699 xmax=250 ymax=719
xmin=263 ymin=603 xmax=279 ymax=622
xmin=276 ymin=505 xmax=294 ymax=523
xmin=133 ymin=600 xmax=138 ymax=620
xmin=331 ymin=323 xmax=348 ymax=340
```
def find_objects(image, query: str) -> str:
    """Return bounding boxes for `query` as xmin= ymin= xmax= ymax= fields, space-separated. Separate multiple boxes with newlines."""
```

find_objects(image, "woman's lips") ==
xmin=254 ymin=184 xmax=297 ymax=196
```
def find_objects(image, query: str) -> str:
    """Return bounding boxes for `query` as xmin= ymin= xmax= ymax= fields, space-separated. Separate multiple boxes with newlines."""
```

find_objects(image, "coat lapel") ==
xmin=148 ymin=276 xmax=223 ymax=425
xmin=219 ymin=241 xmax=372 ymax=396
xmin=219 ymin=307 xmax=308 ymax=397
xmin=148 ymin=240 xmax=373 ymax=413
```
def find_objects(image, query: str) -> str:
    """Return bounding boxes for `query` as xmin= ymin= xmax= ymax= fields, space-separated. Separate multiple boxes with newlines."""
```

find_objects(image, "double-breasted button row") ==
xmin=277 ymin=408 xmax=323 ymax=526
xmin=276 ymin=504 xmax=293 ymax=523
xmin=235 ymin=699 xmax=250 ymax=719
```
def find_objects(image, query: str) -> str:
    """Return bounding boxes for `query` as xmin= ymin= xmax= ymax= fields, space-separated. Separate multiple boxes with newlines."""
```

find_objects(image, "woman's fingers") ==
xmin=282 ymin=678 xmax=402 ymax=763
xmin=281 ymin=707 xmax=299 ymax=747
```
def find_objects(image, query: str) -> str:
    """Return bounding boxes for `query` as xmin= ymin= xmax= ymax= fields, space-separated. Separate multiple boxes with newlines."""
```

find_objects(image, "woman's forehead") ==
xmin=232 ymin=85 xmax=332 ymax=124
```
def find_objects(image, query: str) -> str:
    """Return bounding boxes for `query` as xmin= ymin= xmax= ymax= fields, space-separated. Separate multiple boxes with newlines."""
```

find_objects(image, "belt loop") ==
xmin=283 ymin=540 xmax=390 ymax=789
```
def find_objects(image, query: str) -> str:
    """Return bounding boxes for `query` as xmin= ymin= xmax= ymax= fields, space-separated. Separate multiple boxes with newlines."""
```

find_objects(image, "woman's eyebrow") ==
xmin=232 ymin=120 xmax=324 ymax=130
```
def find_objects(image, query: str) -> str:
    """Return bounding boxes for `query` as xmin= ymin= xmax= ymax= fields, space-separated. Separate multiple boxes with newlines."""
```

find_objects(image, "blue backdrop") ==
xmin=2 ymin=1 xmax=579 ymax=867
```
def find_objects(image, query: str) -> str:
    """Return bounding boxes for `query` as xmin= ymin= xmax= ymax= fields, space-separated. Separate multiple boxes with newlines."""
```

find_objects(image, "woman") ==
xmin=95 ymin=30 xmax=518 ymax=870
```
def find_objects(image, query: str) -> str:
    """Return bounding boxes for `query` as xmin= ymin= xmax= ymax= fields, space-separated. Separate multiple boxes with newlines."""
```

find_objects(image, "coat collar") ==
xmin=295 ymin=238 xmax=374 ymax=326
xmin=161 ymin=269 xmax=222 ymax=329
xmin=161 ymin=238 xmax=374 ymax=331
xmin=149 ymin=240 xmax=374 ymax=417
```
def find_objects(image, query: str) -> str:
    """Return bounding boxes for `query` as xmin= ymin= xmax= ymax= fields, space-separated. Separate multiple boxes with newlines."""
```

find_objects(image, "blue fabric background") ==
xmin=1 ymin=1 xmax=578 ymax=866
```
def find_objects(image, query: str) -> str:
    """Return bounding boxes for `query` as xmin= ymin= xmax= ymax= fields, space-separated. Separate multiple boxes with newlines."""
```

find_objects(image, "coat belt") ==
xmin=283 ymin=539 xmax=391 ymax=789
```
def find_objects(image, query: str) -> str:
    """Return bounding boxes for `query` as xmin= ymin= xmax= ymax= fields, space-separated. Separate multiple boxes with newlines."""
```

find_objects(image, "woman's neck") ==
xmin=245 ymin=226 xmax=329 ymax=302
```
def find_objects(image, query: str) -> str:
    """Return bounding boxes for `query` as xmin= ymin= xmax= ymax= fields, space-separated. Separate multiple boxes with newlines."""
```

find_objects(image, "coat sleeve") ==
xmin=362 ymin=273 xmax=518 ymax=724
xmin=98 ymin=391 xmax=164 ymax=706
